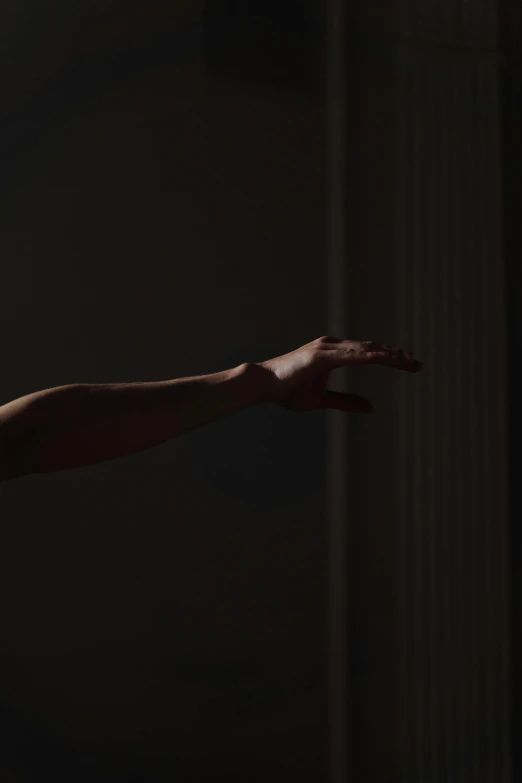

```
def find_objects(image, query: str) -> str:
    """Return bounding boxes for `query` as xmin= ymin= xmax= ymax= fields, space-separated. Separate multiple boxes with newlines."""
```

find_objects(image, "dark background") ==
xmin=501 ymin=0 xmax=522 ymax=780
xmin=0 ymin=2 xmax=520 ymax=782
xmin=0 ymin=3 xmax=328 ymax=781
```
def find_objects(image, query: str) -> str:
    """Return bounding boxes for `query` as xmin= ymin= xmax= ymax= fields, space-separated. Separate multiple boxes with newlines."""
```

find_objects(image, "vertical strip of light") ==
xmin=327 ymin=0 xmax=348 ymax=781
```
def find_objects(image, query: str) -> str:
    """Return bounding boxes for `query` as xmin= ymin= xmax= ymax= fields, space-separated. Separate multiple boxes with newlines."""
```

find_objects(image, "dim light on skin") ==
xmin=255 ymin=336 xmax=421 ymax=410
xmin=0 ymin=336 xmax=421 ymax=483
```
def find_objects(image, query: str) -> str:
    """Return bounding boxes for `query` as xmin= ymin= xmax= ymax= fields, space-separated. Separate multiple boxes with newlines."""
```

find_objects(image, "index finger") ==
xmin=365 ymin=351 xmax=423 ymax=372
xmin=333 ymin=345 xmax=423 ymax=372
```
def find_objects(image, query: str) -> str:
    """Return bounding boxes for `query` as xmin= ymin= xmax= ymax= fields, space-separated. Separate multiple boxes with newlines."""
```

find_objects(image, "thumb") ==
xmin=321 ymin=391 xmax=374 ymax=414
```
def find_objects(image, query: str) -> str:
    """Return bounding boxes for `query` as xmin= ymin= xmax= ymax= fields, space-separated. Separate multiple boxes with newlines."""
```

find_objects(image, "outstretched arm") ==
xmin=0 ymin=336 xmax=422 ymax=481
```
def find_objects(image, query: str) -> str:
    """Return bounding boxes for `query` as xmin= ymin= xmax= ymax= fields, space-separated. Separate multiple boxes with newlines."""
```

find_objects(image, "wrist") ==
xmin=241 ymin=362 xmax=277 ymax=405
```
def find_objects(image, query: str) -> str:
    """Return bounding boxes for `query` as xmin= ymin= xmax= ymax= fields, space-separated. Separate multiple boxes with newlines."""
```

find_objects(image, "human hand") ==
xmin=253 ymin=335 xmax=422 ymax=413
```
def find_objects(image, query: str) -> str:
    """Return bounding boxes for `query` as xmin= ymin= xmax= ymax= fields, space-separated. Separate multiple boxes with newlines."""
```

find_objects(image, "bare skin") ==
xmin=255 ymin=335 xmax=422 ymax=412
xmin=0 ymin=336 xmax=421 ymax=481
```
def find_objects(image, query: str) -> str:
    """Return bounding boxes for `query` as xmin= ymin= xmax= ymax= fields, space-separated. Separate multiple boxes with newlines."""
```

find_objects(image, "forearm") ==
xmin=2 ymin=363 xmax=266 ymax=479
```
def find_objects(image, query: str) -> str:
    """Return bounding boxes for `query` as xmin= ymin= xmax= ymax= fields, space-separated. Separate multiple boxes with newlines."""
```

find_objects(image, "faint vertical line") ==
xmin=447 ymin=62 xmax=461 ymax=783
xmin=395 ymin=43 xmax=410 ymax=783
xmin=449 ymin=0 xmax=460 ymax=47
xmin=483 ymin=65 xmax=501 ymax=782
xmin=481 ymin=66 xmax=504 ymax=782
xmin=478 ymin=66 xmax=494 ymax=782
xmin=395 ymin=43 xmax=404 ymax=779
xmin=406 ymin=56 xmax=416 ymax=783
xmin=396 ymin=9 xmax=412 ymax=781
xmin=462 ymin=60 xmax=472 ymax=783
xmin=459 ymin=59 xmax=471 ymax=781
xmin=327 ymin=1 xmax=348 ymax=781
xmin=487 ymin=68 xmax=496 ymax=783
xmin=490 ymin=61 xmax=513 ymax=783
xmin=454 ymin=0 xmax=466 ymax=46
xmin=466 ymin=63 xmax=481 ymax=783
xmin=401 ymin=0 xmax=412 ymax=40
xmin=439 ymin=56 xmax=451 ymax=783
xmin=426 ymin=56 xmax=439 ymax=783
xmin=412 ymin=58 xmax=424 ymax=781
xmin=489 ymin=0 xmax=498 ymax=47
xmin=450 ymin=61 xmax=464 ymax=783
